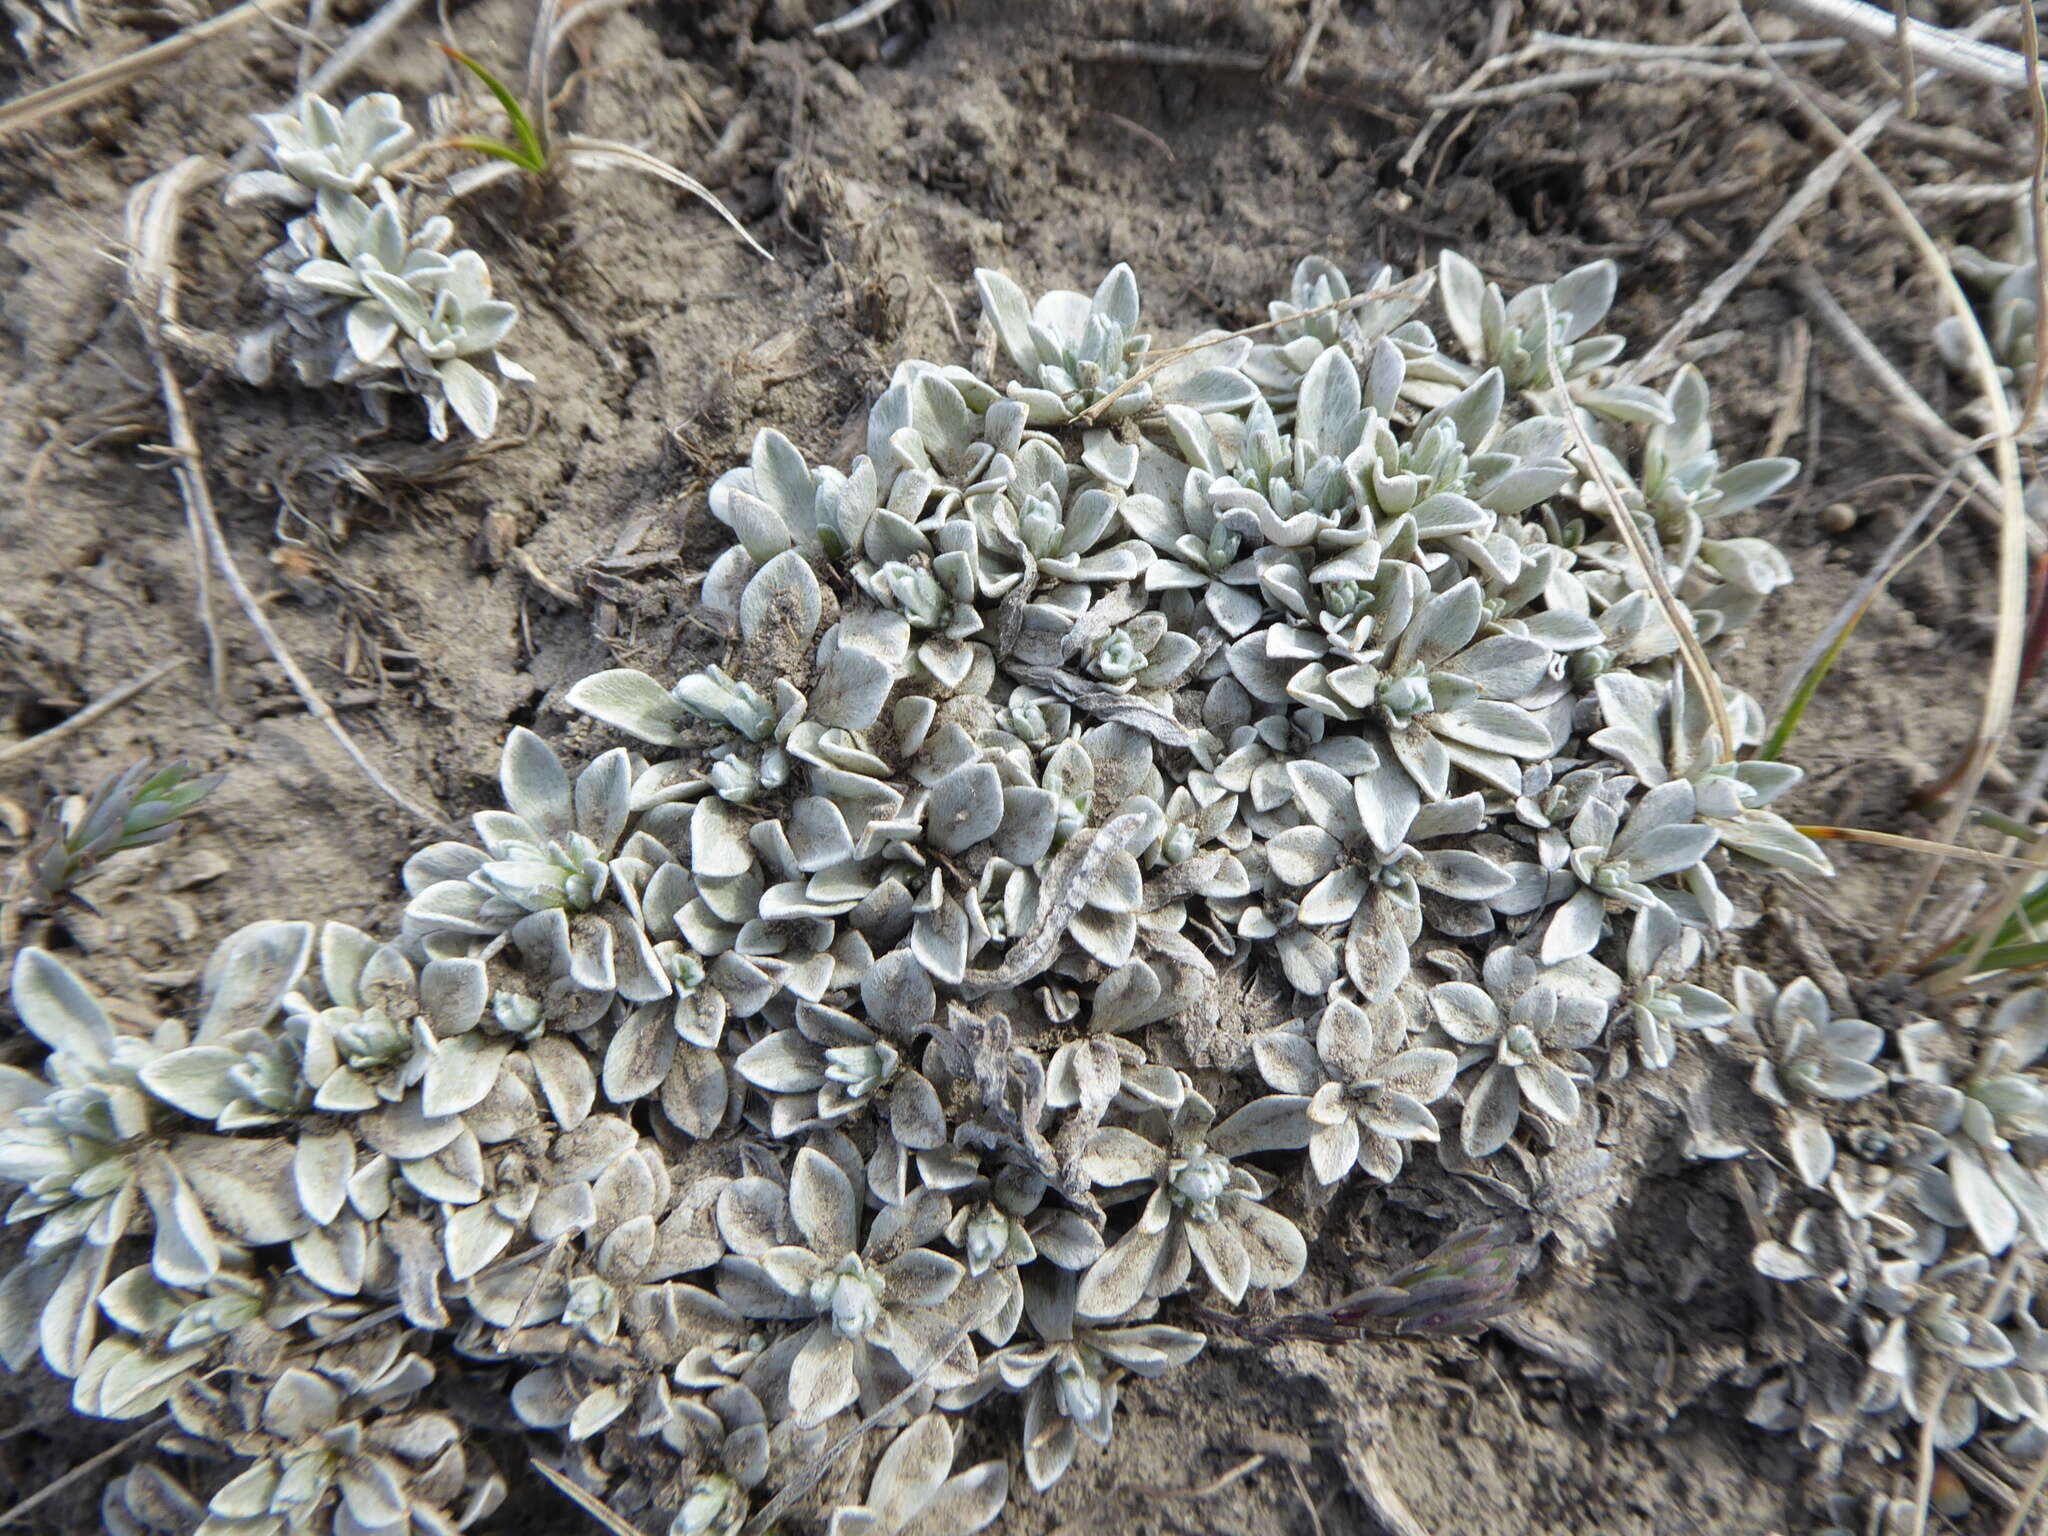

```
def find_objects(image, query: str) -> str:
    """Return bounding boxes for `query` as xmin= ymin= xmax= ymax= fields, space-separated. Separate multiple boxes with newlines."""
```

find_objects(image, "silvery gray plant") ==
xmin=3 ymin=246 xmax=1864 ymax=1529
xmin=4 ymin=0 xmax=77 ymax=53
xmin=1704 ymin=973 xmax=2048 ymax=1490
xmin=230 ymin=93 xmax=528 ymax=439
xmin=1937 ymin=202 xmax=2039 ymax=408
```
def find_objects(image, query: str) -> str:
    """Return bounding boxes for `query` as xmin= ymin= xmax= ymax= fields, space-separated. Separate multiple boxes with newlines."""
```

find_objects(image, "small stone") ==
xmin=165 ymin=850 xmax=232 ymax=890
xmin=1819 ymin=503 xmax=1857 ymax=534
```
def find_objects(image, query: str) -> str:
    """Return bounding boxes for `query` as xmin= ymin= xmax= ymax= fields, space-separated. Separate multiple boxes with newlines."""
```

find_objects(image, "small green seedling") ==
xmin=436 ymin=0 xmax=771 ymax=261
xmin=439 ymin=44 xmax=547 ymax=174
xmin=21 ymin=758 xmax=223 ymax=913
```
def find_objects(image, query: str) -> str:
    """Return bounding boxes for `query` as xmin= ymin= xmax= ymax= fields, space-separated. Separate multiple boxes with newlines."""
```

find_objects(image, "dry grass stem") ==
xmin=1791 ymin=265 xmax=2034 ymax=547
xmin=2019 ymin=0 xmax=2047 ymax=427
xmin=743 ymin=1311 xmax=991 ymax=1533
xmin=304 ymin=0 xmax=430 ymax=97
xmin=813 ymin=0 xmax=909 ymax=37
xmin=1794 ymin=826 xmax=2048 ymax=871
xmin=125 ymin=160 xmax=456 ymax=837
xmin=1621 ymin=0 xmax=2010 ymax=391
xmin=1067 ymin=38 xmax=1271 ymax=70
xmin=0 ymin=0 xmax=294 ymax=139
xmin=222 ymin=0 xmax=431 ymax=176
xmin=1998 ymin=1439 xmax=2048 ymax=1536
xmin=1131 ymin=1453 xmax=1267 ymax=1500
xmin=1426 ymin=60 xmax=1771 ymax=109
xmin=1087 ymin=107 xmax=1176 ymax=158
xmin=1953 ymin=829 xmax=2048 ymax=982
xmin=1400 ymin=28 xmax=1849 ymax=181
xmin=529 ymin=1459 xmax=642 ymax=1536
xmin=1541 ymin=294 xmax=1736 ymax=758
xmin=1621 ymin=109 xmax=1880 ymax=384
xmin=1525 ymin=29 xmax=1845 ymax=59
xmin=1767 ymin=0 xmax=2030 ymax=89
xmin=1351 ymin=1446 xmax=1438 ymax=1536
xmin=1286 ymin=0 xmax=1339 ymax=87
xmin=1718 ymin=22 xmax=2026 ymax=966
xmin=1906 ymin=180 xmax=2037 ymax=205
xmin=1910 ymin=1247 xmax=2035 ymax=1534
xmin=0 ymin=1416 xmax=169 ymax=1529
xmin=1891 ymin=0 xmax=1919 ymax=115
xmin=0 ymin=658 xmax=187 ymax=770
xmin=1764 ymin=472 xmax=1966 ymax=754
xmin=1763 ymin=317 xmax=1811 ymax=458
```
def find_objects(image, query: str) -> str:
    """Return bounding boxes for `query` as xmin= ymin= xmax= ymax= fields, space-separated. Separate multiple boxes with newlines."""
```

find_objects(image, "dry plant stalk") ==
xmin=0 ymin=658 xmax=185 ymax=769
xmin=1789 ymin=266 xmax=2026 ymax=545
xmin=1793 ymin=825 xmax=2048 ymax=872
xmin=812 ymin=0 xmax=908 ymax=37
xmin=1623 ymin=2 xmax=2017 ymax=388
xmin=0 ymin=0 xmax=288 ymax=138
xmin=124 ymin=159 xmax=455 ymax=836
xmin=1540 ymin=293 xmax=1737 ymax=758
xmin=1765 ymin=0 xmax=2031 ymax=89
xmin=2019 ymin=0 xmax=2048 ymax=428
xmin=1729 ymin=2 xmax=2030 ymax=1006
xmin=1736 ymin=7 xmax=2035 ymax=1523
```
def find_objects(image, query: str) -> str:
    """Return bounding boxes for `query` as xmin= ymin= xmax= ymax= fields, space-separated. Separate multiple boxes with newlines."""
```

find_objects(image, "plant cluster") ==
xmin=1720 ymin=974 xmax=2048 ymax=1481
xmin=229 ymin=93 xmax=529 ymax=441
xmin=2 ymin=247 xmax=1836 ymax=1531
xmin=1936 ymin=200 xmax=2042 ymax=431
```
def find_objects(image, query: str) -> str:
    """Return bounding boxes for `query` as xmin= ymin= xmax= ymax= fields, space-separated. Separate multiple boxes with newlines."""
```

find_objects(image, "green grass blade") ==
xmin=440 ymin=43 xmax=545 ymax=171
xmin=1973 ymin=940 xmax=2048 ymax=970
xmin=1759 ymin=614 xmax=1859 ymax=761
xmin=449 ymin=134 xmax=532 ymax=167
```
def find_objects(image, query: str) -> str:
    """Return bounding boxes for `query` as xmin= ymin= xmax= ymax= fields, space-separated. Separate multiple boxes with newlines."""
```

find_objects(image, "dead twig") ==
xmin=1998 ymin=1438 xmax=2048 ymax=1536
xmin=1794 ymin=826 xmax=2048 ymax=872
xmin=1763 ymin=317 xmax=1812 ymax=459
xmin=1766 ymin=0 xmax=2030 ymax=90
xmin=1130 ymin=1453 xmax=1266 ymax=1500
xmin=0 ymin=1416 xmax=169 ymax=1529
xmin=0 ymin=658 xmax=188 ymax=770
xmin=812 ymin=0 xmax=908 ymax=36
xmin=0 ymin=0 xmax=290 ymax=138
xmin=125 ymin=159 xmax=456 ymax=838
xmin=2018 ymin=0 xmax=2048 ymax=428
xmin=1790 ymin=265 xmax=2034 ymax=548
xmin=1067 ymin=38 xmax=1270 ymax=70
xmin=529 ymin=1460 xmax=641 ymax=1536
xmin=1543 ymin=294 xmax=1735 ymax=758
xmin=1426 ymin=59 xmax=1771 ymax=109
xmin=1285 ymin=0 xmax=1338 ymax=88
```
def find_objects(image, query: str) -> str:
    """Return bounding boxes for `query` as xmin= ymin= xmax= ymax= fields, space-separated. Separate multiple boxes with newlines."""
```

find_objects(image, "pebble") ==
xmin=1819 ymin=502 xmax=1857 ymax=534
